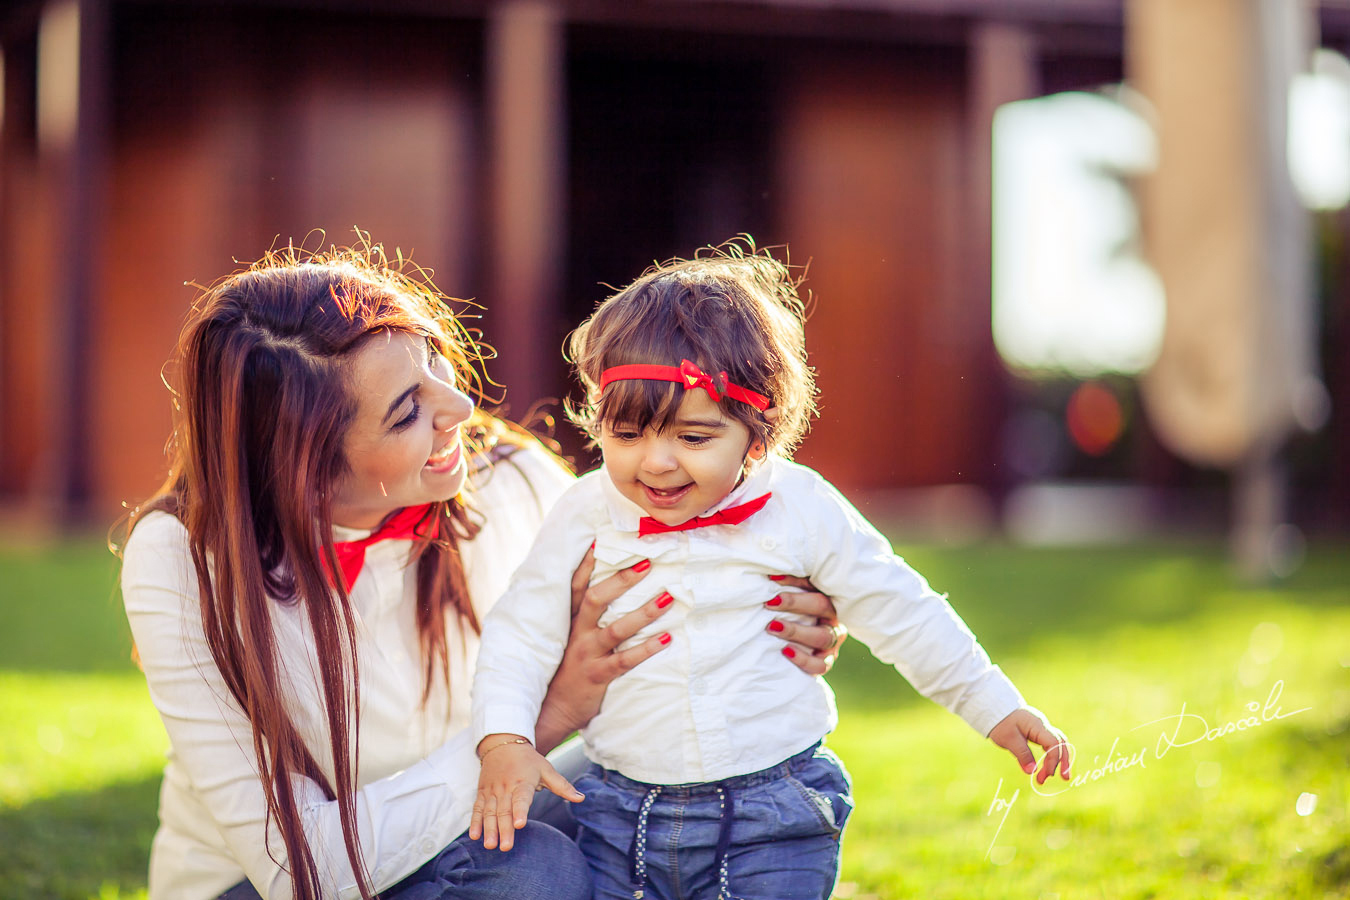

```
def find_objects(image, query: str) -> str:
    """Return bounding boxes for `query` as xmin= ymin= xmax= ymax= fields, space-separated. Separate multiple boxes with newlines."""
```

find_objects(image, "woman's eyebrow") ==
xmin=382 ymin=384 xmax=419 ymax=425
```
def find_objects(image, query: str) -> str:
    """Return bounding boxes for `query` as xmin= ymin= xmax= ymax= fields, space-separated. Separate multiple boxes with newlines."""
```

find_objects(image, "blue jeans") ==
xmin=571 ymin=743 xmax=854 ymax=900
xmin=217 ymin=741 xmax=593 ymax=900
xmin=216 ymin=820 xmax=589 ymax=900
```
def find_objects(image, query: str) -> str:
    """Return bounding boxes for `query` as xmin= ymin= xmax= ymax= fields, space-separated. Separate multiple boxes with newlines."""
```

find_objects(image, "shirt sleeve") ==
xmin=800 ymin=476 xmax=1025 ymax=737
xmin=122 ymin=513 xmax=483 ymax=900
xmin=470 ymin=478 xmax=597 ymax=745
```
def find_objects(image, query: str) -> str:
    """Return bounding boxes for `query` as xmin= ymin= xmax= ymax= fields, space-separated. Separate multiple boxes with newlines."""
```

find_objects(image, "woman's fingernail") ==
xmin=656 ymin=592 xmax=674 ymax=608
xmin=766 ymin=595 xmax=782 ymax=607
xmin=589 ymin=540 xmax=596 ymax=551
xmin=632 ymin=559 xmax=651 ymax=573
xmin=782 ymin=646 xmax=796 ymax=659
xmin=768 ymin=574 xmax=787 ymax=582
xmin=768 ymin=620 xmax=785 ymax=633
xmin=658 ymin=633 xmax=672 ymax=645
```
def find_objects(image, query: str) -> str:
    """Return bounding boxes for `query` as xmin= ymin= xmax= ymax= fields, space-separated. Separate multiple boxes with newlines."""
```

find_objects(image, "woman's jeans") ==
xmin=571 ymin=743 xmax=854 ymax=900
xmin=216 ymin=741 xmax=593 ymax=900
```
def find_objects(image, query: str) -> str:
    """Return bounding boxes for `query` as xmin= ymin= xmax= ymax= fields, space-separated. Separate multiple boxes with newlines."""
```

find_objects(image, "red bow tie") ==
xmin=328 ymin=503 xmax=438 ymax=589
xmin=638 ymin=492 xmax=772 ymax=537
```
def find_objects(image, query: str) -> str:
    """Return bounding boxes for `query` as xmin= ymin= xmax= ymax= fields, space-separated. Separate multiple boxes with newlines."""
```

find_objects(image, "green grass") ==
xmin=1 ymin=537 xmax=1347 ymax=899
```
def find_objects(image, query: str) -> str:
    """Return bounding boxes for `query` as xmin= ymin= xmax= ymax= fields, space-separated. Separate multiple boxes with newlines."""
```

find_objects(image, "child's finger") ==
xmin=469 ymin=797 xmax=485 ymax=841
xmin=539 ymin=763 xmax=585 ymax=803
xmin=494 ymin=802 xmax=516 ymax=852
xmin=511 ymin=785 xmax=534 ymax=829
xmin=481 ymin=798 xmax=500 ymax=849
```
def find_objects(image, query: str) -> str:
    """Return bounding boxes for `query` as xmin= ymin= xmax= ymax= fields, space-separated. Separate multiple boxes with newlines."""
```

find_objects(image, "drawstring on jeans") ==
xmin=628 ymin=786 xmax=661 ymax=899
xmin=713 ymin=783 xmax=736 ymax=899
xmin=627 ymin=782 xmax=738 ymax=900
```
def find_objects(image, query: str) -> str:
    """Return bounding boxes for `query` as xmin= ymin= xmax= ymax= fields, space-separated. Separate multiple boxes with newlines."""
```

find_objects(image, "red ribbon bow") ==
xmin=638 ymin=492 xmax=773 ymax=537
xmin=677 ymin=359 xmax=722 ymax=401
xmin=328 ymin=503 xmax=438 ymax=590
xmin=598 ymin=359 xmax=771 ymax=411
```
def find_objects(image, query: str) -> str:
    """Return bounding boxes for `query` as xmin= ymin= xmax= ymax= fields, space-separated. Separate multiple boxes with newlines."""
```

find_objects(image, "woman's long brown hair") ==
xmin=126 ymin=241 xmax=513 ymax=900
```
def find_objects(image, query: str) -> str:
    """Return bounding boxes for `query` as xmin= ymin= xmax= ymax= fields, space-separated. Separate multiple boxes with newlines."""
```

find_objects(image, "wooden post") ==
xmin=486 ymin=0 xmax=566 ymax=417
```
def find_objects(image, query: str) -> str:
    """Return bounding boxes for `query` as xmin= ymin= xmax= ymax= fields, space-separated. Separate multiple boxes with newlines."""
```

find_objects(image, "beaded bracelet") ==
xmin=477 ymin=736 xmax=531 ymax=759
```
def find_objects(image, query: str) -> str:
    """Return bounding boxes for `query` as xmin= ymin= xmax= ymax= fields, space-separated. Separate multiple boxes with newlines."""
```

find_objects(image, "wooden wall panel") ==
xmin=779 ymin=56 xmax=992 ymax=491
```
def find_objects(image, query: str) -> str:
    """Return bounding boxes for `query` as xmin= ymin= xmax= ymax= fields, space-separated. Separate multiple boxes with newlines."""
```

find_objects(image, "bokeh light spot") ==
xmin=1065 ymin=381 xmax=1124 ymax=456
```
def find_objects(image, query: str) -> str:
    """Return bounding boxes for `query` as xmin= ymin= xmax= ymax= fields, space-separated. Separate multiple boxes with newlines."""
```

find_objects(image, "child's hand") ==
xmin=987 ymin=708 xmax=1072 ymax=785
xmin=470 ymin=734 xmax=584 ymax=851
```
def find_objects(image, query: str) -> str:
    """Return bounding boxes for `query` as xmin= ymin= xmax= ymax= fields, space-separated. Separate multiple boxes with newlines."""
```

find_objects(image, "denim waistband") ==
xmin=596 ymin=742 xmax=823 ymax=798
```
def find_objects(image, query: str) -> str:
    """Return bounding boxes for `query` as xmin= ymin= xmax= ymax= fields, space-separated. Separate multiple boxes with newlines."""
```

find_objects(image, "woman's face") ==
xmin=330 ymin=329 xmax=474 ymax=529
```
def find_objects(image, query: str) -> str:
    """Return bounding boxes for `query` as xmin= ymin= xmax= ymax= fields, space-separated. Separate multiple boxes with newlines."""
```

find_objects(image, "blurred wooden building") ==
xmin=1 ymin=0 xmax=1347 ymax=531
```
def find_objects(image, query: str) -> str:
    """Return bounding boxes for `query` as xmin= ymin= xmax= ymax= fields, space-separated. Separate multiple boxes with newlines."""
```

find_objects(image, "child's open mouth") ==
xmin=641 ymin=482 xmax=693 ymax=508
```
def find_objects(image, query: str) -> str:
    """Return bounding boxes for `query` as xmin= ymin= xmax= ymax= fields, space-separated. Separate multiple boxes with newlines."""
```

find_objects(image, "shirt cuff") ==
xmin=954 ymin=668 xmax=1026 ymax=737
xmin=472 ymin=702 xmax=541 ymax=747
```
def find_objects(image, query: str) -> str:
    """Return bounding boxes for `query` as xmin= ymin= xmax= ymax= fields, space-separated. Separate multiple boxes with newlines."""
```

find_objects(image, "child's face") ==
xmin=600 ymin=388 xmax=758 ymax=526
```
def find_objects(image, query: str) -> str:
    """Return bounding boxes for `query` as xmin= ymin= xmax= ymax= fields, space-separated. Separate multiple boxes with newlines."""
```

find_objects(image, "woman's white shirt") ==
xmin=121 ymin=445 xmax=572 ymax=900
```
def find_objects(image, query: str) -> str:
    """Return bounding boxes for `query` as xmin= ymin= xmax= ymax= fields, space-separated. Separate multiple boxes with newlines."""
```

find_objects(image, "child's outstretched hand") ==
xmin=987 ymin=708 xmax=1072 ymax=785
xmin=470 ymin=734 xmax=584 ymax=851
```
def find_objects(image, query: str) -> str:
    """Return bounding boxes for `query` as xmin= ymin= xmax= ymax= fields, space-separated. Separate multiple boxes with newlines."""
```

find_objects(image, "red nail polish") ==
xmin=656 ymin=592 xmax=674 ymax=608
xmin=782 ymin=646 xmax=796 ymax=659
xmin=768 ymin=574 xmax=786 ymax=581
xmin=588 ymin=540 xmax=596 ymax=551
xmin=768 ymin=620 xmax=785 ymax=633
xmin=632 ymin=559 xmax=651 ymax=573
xmin=659 ymin=633 xmax=672 ymax=645
xmin=766 ymin=596 xmax=782 ymax=607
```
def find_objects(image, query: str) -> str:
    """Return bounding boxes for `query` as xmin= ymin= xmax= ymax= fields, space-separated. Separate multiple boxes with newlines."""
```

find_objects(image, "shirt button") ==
xmin=691 ymin=678 xmax=707 ymax=694
xmin=420 ymin=838 xmax=436 ymax=855
xmin=392 ymin=651 xmax=407 ymax=664
xmin=760 ymin=537 xmax=778 ymax=551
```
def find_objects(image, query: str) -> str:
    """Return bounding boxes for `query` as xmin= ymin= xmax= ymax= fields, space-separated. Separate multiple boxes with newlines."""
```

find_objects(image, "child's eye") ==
xmin=680 ymin=434 xmax=714 ymax=447
xmin=392 ymin=399 xmax=422 ymax=431
xmin=609 ymin=427 xmax=641 ymax=442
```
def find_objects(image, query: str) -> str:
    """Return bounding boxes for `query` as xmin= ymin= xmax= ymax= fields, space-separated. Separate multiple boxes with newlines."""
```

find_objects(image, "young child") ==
xmin=470 ymin=245 xmax=1070 ymax=900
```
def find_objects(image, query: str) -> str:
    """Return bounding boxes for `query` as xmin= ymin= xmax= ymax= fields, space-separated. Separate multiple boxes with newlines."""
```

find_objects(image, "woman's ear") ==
xmin=762 ymin=406 xmax=781 ymax=425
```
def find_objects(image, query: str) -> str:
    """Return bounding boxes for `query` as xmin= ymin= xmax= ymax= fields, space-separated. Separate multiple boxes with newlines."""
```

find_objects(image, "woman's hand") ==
xmin=764 ymin=575 xmax=848 ymax=675
xmin=533 ymin=546 xmax=674 ymax=753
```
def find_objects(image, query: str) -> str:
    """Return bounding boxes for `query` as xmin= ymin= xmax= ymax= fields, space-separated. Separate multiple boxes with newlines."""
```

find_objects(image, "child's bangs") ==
xmin=595 ymin=378 xmax=687 ymax=434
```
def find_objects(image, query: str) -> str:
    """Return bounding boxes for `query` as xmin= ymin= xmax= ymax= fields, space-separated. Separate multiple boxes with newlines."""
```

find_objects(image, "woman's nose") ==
xmin=431 ymin=384 xmax=474 ymax=432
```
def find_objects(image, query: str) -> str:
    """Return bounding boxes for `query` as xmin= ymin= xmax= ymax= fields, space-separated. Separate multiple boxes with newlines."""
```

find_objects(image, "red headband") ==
xmin=599 ymin=359 xmax=771 ymax=411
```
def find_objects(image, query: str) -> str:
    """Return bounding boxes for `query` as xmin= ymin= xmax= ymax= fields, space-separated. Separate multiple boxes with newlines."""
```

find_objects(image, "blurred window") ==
xmin=1289 ymin=48 xmax=1350 ymax=211
xmin=992 ymin=89 xmax=1164 ymax=377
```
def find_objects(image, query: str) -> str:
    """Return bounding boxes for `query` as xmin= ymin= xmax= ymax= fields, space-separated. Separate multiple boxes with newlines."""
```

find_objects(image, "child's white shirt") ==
xmin=472 ymin=455 xmax=1024 ymax=785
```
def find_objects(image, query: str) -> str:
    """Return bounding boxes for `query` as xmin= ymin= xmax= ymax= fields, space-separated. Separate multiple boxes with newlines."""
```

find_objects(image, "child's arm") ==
xmin=799 ymin=473 xmax=1071 ymax=780
xmin=987 ymin=708 xmax=1072 ymax=784
xmin=469 ymin=734 xmax=583 ymax=851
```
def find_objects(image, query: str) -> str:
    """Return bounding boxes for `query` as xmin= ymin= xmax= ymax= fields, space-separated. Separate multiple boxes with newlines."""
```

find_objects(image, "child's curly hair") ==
xmin=567 ymin=239 xmax=817 ymax=457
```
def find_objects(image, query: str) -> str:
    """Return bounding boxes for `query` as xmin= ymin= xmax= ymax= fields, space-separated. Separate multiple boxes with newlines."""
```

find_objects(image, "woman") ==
xmin=119 ymin=243 xmax=845 ymax=900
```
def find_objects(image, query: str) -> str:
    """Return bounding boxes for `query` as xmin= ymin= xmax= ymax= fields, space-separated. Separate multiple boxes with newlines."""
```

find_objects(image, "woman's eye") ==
xmin=392 ymin=399 xmax=421 ymax=431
